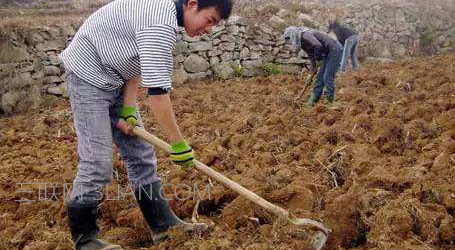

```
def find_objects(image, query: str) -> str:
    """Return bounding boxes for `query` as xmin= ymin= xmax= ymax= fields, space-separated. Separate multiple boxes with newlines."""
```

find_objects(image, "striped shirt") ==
xmin=60 ymin=0 xmax=178 ymax=91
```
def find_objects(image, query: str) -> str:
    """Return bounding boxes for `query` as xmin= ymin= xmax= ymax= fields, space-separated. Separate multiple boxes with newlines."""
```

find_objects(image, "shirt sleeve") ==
xmin=136 ymin=24 xmax=177 ymax=89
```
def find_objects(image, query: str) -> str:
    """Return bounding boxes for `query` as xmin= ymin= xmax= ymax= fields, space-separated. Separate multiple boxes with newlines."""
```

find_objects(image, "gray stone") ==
xmin=175 ymin=54 xmax=185 ymax=63
xmin=220 ymin=52 xmax=233 ymax=61
xmin=9 ymin=72 xmax=33 ymax=89
xmin=240 ymin=47 xmax=250 ymax=60
xmin=36 ymin=41 xmax=63 ymax=52
xmin=44 ymin=65 xmax=60 ymax=76
xmin=250 ymin=52 xmax=261 ymax=60
xmin=297 ymin=13 xmax=314 ymax=25
xmin=233 ymin=52 xmax=240 ymax=60
xmin=262 ymin=53 xmax=274 ymax=63
xmin=43 ymin=76 xmax=63 ymax=85
xmin=213 ymin=61 xmax=235 ymax=79
xmin=272 ymin=47 xmax=280 ymax=55
xmin=189 ymin=41 xmax=212 ymax=52
xmin=220 ymin=34 xmax=236 ymax=42
xmin=276 ymin=57 xmax=306 ymax=64
xmin=250 ymin=45 xmax=265 ymax=51
xmin=254 ymin=39 xmax=275 ymax=46
xmin=183 ymin=54 xmax=210 ymax=73
xmin=24 ymin=32 xmax=45 ymax=46
xmin=277 ymin=53 xmax=291 ymax=59
xmin=1 ymin=91 xmax=21 ymax=114
xmin=183 ymin=35 xmax=201 ymax=42
xmin=208 ymin=49 xmax=222 ymax=57
xmin=218 ymin=42 xmax=235 ymax=51
xmin=227 ymin=15 xmax=248 ymax=26
xmin=210 ymin=56 xmax=220 ymax=67
xmin=0 ymin=42 xmax=30 ymax=63
xmin=279 ymin=64 xmax=302 ymax=74
xmin=201 ymin=34 xmax=211 ymax=41
xmin=32 ymin=71 xmax=45 ymax=79
xmin=228 ymin=25 xmax=239 ymax=35
xmin=210 ymin=25 xmax=226 ymax=37
xmin=269 ymin=15 xmax=286 ymax=29
xmin=47 ymin=82 xmax=68 ymax=97
xmin=197 ymin=51 xmax=207 ymax=57
xmin=276 ymin=8 xmax=291 ymax=19
xmin=213 ymin=39 xmax=221 ymax=45
xmin=174 ymin=41 xmax=189 ymax=55
xmin=171 ymin=67 xmax=188 ymax=85
xmin=187 ymin=72 xmax=207 ymax=81
xmin=49 ymin=54 xmax=62 ymax=65
xmin=242 ymin=60 xmax=263 ymax=77
xmin=259 ymin=25 xmax=274 ymax=36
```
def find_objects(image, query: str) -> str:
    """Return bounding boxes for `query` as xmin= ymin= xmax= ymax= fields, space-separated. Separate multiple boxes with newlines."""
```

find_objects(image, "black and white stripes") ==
xmin=60 ymin=0 xmax=178 ymax=90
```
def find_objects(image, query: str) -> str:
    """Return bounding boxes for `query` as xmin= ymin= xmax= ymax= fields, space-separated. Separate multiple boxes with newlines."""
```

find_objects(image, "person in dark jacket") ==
xmin=328 ymin=20 xmax=359 ymax=72
xmin=283 ymin=26 xmax=343 ymax=106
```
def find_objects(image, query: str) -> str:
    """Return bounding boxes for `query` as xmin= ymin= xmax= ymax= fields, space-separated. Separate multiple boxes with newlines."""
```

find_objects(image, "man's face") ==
xmin=183 ymin=0 xmax=221 ymax=37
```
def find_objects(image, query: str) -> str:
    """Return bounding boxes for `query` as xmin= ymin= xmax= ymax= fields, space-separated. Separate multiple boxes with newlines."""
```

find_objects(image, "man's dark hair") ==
xmin=184 ymin=0 xmax=233 ymax=19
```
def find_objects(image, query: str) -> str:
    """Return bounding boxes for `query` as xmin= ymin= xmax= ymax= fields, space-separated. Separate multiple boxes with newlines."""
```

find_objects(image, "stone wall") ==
xmin=0 ymin=21 xmax=80 ymax=114
xmin=335 ymin=2 xmax=455 ymax=57
xmin=1 ymin=0 xmax=455 ymax=115
xmin=170 ymin=15 xmax=305 ymax=85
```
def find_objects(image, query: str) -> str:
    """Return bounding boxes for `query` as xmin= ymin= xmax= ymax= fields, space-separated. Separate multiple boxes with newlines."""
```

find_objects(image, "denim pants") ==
xmin=312 ymin=48 xmax=343 ymax=99
xmin=66 ymin=72 xmax=160 ymax=203
xmin=340 ymin=35 xmax=359 ymax=72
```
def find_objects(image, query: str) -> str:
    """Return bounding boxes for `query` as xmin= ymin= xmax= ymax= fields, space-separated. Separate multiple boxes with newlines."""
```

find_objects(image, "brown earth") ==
xmin=1 ymin=54 xmax=455 ymax=250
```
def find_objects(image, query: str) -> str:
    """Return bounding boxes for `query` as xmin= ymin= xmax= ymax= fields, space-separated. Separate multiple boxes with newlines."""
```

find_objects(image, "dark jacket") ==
xmin=300 ymin=30 xmax=342 ymax=63
xmin=329 ymin=23 xmax=357 ymax=46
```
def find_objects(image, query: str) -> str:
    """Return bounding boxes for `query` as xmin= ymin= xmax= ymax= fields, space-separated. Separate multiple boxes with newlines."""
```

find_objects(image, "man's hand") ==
xmin=116 ymin=106 xmax=138 ymax=136
xmin=170 ymin=139 xmax=195 ymax=171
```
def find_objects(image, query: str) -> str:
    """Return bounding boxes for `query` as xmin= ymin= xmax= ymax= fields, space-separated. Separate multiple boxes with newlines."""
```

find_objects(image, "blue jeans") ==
xmin=66 ymin=72 xmax=160 ymax=203
xmin=312 ymin=48 xmax=342 ymax=100
xmin=340 ymin=35 xmax=359 ymax=72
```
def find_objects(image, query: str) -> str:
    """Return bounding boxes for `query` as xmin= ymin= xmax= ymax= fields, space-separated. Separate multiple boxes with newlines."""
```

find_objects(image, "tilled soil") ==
xmin=1 ymin=54 xmax=455 ymax=250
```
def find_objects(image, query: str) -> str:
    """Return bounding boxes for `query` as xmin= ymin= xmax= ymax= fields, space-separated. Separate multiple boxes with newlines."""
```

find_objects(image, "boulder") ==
xmin=218 ymin=42 xmax=235 ymax=51
xmin=0 ymin=42 xmax=30 ymax=63
xmin=213 ymin=61 xmax=235 ymax=79
xmin=1 ymin=91 xmax=21 ymax=114
xmin=220 ymin=52 xmax=233 ymax=61
xmin=171 ymin=67 xmax=188 ymax=85
xmin=269 ymin=15 xmax=286 ymax=30
xmin=183 ymin=54 xmax=210 ymax=73
xmin=242 ymin=60 xmax=263 ymax=76
xmin=240 ymin=47 xmax=250 ymax=60
xmin=174 ymin=41 xmax=189 ymax=55
xmin=47 ymin=82 xmax=68 ymax=97
xmin=187 ymin=72 xmax=208 ymax=81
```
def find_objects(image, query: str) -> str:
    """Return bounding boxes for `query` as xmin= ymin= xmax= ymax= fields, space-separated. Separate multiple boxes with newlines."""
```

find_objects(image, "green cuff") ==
xmin=120 ymin=106 xmax=137 ymax=117
xmin=171 ymin=140 xmax=190 ymax=152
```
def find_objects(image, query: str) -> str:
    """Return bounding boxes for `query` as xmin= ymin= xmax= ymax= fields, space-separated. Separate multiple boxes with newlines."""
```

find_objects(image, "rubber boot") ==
xmin=67 ymin=200 xmax=123 ymax=250
xmin=135 ymin=181 xmax=208 ymax=243
xmin=325 ymin=95 xmax=334 ymax=106
xmin=307 ymin=93 xmax=320 ymax=107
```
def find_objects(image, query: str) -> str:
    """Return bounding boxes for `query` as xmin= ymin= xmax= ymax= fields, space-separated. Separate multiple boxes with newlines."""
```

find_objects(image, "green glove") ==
xmin=119 ymin=106 xmax=138 ymax=126
xmin=170 ymin=139 xmax=195 ymax=171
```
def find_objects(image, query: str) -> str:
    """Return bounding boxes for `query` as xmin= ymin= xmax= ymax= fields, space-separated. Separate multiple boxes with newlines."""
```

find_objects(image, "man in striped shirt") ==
xmin=60 ymin=0 xmax=232 ymax=249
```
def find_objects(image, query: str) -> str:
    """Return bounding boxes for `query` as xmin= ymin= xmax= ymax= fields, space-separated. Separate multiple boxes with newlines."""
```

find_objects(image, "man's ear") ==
xmin=185 ymin=0 xmax=199 ymax=11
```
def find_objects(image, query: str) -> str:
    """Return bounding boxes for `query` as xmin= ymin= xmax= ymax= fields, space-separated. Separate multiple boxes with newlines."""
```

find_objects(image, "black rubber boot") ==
xmin=307 ymin=93 xmax=321 ymax=107
xmin=67 ymin=200 xmax=122 ymax=250
xmin=325 ymin=95 xmax=334 ymax=105
xmin=135 ymin=181 xmax=208 ymax=243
